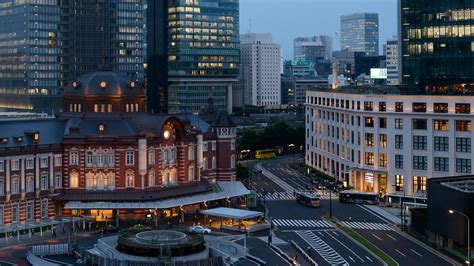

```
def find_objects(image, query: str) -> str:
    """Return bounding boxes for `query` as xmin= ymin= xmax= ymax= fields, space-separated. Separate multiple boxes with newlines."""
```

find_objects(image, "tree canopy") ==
xmin=239 ymin=122 xmax=305 ymax=151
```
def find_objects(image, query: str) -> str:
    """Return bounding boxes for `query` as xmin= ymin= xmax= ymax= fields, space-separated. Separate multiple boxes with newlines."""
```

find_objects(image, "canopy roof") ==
xmin=200 ymin=207 xmax=263 ymax=220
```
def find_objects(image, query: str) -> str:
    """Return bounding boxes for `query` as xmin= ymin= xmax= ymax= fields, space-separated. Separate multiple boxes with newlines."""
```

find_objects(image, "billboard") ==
xmin=370 ymin=68 xmax=388 ymax=80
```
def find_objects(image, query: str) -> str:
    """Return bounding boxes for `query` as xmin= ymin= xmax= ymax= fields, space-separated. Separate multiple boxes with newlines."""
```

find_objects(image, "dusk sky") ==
xmin=240 ymin=0 xmax=397 ymax=59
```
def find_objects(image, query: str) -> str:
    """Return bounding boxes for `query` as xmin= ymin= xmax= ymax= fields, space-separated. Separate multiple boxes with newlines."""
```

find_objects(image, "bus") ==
xmin=296 ymin=192 xmax=321 ymax=207
xmin=255 ymin=149 xmax=276 ymax=159
xmin=339 ymin=190 xmax=379 ymax=205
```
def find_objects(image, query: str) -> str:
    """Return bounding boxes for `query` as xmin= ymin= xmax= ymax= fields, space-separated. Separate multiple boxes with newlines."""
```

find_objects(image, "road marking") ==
xmin=386 ymin=234 xmax=397 ymax=241
xmin=296 ymin=231 xmax=348 ymax=265
xmin=371 ymin=233 xmax=382 ymax=241
xmin=395 ymin=249 xmax=407 ymax=257
xmin=356 ymin=204 xmax=394 ymax=224
xmin=348 ymin=256 xmax=356 ymax=262
xmin=365 ymin=256 xmax=373 ymax=262
xmin=410 ymin=249 xmax=422 ymax=257
xmin=325 ymin=231 xmax=365 ymax=262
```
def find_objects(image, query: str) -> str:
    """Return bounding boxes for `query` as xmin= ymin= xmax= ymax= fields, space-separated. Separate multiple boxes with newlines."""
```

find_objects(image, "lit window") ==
xmin=70 ymin=171 xmax=79 ymax=188
xmin=395 ymin=175 xmax=404 ymax=192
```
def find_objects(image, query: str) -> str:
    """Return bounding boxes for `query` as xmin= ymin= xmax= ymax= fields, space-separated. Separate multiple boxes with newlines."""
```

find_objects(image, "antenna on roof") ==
xmin=248 ymin=19 xmax=252 ymax=34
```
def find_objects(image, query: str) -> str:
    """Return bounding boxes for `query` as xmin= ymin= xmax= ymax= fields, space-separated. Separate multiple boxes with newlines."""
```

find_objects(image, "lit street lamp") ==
xmin=449 ymin=209 xmax=471 ymax=266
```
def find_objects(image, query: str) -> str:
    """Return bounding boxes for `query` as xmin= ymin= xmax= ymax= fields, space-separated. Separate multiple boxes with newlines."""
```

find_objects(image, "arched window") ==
xmin=149 ymin=170 xmax=155 ymax=187
xmin=70 ymin=171 xmax=79 ymax=188
xmin=167 ymin=149 xmax=172 ymax=163
xmin=188 ymin=165 xmax=195 ymax=182
xmin=126 ymin=171 xmax=134 ymax=188
xmin=212 ymin=156 xmax=216 ymax=169
xmin=170 ymin=169 xmax=178 ymax=185
xmin=162 ymin=171 xmax=170 ymax=186
xmin=148 ymin=149 xmax=155 ymax=165
xmin=85 ymin=172 xmax=94 ymax=190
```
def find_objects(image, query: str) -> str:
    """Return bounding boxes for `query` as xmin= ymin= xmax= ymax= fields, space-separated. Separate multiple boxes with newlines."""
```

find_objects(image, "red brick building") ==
xmin=0 ymin=72 xmax=243 ymax=229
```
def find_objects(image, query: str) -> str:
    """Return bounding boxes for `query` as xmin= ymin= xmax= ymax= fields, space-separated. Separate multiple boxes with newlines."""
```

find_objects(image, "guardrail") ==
xmin=290 ymin=240 xmax=318 ymax=266
xmin=31 ymin=243 xmax=70 ymax=256
xmin=268 ymin=243 xmax=297 ymax=265
xmin=246 ymin=253 xmax=267 ymax=265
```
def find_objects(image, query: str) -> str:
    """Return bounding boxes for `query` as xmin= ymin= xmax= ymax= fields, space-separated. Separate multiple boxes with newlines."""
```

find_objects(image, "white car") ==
xmin=189 ymin=225 xmax=211 ymax=234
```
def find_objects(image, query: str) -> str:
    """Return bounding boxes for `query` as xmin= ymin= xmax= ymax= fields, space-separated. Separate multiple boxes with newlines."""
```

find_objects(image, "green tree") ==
xmin=236 ymin=164 xmax=249 ymax=181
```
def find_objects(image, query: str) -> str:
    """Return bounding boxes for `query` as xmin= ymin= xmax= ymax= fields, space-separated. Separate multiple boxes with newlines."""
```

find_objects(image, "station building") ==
xmin=305 ymin=87 xmax=473 ymax=201
xmin=0 ymin=72 xmax=244 ymax=232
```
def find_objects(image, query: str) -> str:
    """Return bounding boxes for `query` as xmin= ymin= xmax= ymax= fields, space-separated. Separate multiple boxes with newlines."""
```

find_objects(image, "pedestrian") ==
xmin=307 ymin=246 xmax=311 ymax=255
xmin=52 ymin=228 xmax=56 ymax=238
xmin=268 ymin=233 xmax=272 ymax=246
xmin=62 ymin=227 xmax=66 ymax=235
xmin=348 ymin=216 xmax=352 ymax=222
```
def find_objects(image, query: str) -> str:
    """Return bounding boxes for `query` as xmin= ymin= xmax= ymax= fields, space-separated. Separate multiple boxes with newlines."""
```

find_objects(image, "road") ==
xmin=248 ymin=155 xmax=456 ymax=266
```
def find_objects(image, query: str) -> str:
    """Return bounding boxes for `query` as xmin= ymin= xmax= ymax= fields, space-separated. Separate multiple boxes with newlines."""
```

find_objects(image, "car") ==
xmin=189 ymin=225 xmax=211 ymax=234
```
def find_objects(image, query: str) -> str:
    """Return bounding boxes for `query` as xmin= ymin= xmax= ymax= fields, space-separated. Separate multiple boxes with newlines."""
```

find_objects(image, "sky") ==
xmin=240 ymin=0 xmax=397 ymax=59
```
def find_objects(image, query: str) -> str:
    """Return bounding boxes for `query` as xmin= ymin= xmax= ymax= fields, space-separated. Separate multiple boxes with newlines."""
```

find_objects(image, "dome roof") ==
xmin=64 ymin=72 xmax=143 ymax=97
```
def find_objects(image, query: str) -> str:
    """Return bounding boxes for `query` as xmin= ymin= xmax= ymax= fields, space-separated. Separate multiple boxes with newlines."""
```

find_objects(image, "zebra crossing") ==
xmin=296 ymin=231 xmax=348 ymax=266
xmin=340 ymin=221 xmax=394 ymax=231
xmin=273 ymin=219 xmax=333 ymax=228
xmin=257 ymin=191 xmax=334 ymax=201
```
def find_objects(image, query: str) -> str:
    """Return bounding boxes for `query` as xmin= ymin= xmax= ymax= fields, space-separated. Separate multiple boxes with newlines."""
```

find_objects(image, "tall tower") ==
xmin=340 ymin=13 xmax=379 ymax=56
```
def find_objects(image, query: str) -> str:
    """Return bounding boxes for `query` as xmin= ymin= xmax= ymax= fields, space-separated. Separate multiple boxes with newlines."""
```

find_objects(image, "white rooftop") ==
xmin=200 ymin=207 xmax=263 ymax=220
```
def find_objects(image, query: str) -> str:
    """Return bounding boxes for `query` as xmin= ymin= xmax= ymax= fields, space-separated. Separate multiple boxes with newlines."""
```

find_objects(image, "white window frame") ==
xmin=148 ymin=170 xmax=155 ymax=187
xmin=54 ymin=155 xmax=62 ymax=167
xmin=203 ymin=157 xmax=208 ymax=170
xmin=41 ymin=199 xmax=48 ymax=219
xmin=148 ymin=149 xmax=155 ymax=165
xmin=26 ymin=201 xmax=34 ymax=221
xmin=125 ymin=150 xmax=134 ymax=165
xmin=231 ymin=155 xmax=236 ymax=168
xmin=70 ymin=150 xmax=79 ymax=166
xmin=0 ymin=205 xmax=3 ymax=226
xmin=0 ymin=161 xmax=3 ymax=172
xmin=40 ymin=157 xmax=48 ymax=168
xmin=212 ymin=156 xmax=216 ymax=169
xmin=126 ymin=171 xmax=134 ymax=188
xmin=231 ymin=140 xmax=236 ymax=151
xmin=188 ymin=165 xmax=194 ymax=182
xmin=188 ymin=146 xmax=195 ymax=160
xmin=203 ymin=142 xmax=208 ymax=152
xmin=11 ymin=203 xmax=19 ymax=224
xmin=0 ymin=179 xmax=4 ymax=196
xmin=26 ymin=158 xmax=34 ymax=170
xmin=26 ymin=175 xmax=34 ymax=192
xmin=40 ymin=173 xmax=48 ymax=190
xmin=54 ymin=173 xmax=62 ymax=188
xmin=11 ymin=160 xmax=19 ymax=171
xmin=211 ymin=141 xmax=217 ymax=151
xmin=11 ymin=177 xmax=19 ymax=194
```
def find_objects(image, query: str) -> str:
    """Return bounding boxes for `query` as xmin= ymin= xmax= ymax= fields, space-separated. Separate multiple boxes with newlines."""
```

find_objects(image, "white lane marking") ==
xmin=411 ymin=249 xmax=422 ymax=257
xmin=349 ymin=256 xmax=356 ymax=262
xmin=395 ymin=249 xmax=407 ymax=257
xmin=372 ymin=233 xmax=382 ymax=241
xmin=365 ymin=256 xmax=374 ymax=262
xmin=325 ymin=231 xmax=365 ymax=262
xmin=386 ymin=234 xmax=397 ymax=241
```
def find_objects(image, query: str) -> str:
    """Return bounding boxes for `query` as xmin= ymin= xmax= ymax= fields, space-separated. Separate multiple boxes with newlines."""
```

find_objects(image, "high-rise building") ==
xmin=384 ymin=38 xmax=400 ymax=86
xmin=240 ymin=33 xmax=281 ymax=106
xmin=147 ymin=0 xmax=240 ymax=114
xmin=293 ymin=36 xmax=333 ymax=63
xmin=0 ymin=0 xmax=145 ymax=113
xmin=399 ymin=0 xmax=474 ymax=94
xmin=340 ymin=13 xmax=379 ymax=56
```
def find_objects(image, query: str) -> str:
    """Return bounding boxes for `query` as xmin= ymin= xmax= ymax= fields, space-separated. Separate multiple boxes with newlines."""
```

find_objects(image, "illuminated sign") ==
xmin=365 ymin=172 xmax=374 ymax=183
xmin=370 ymin=68 xmax=388 ymax=80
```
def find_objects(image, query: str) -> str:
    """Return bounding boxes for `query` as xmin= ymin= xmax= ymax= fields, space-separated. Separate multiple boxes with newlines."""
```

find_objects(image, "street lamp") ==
xmin=449 ymin=209 xmax=471 ymax=266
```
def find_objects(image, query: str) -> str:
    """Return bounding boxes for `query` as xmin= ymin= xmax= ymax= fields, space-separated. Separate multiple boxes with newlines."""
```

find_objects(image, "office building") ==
xmin=294 ymin=36 xmax=333 ymax=62
xmin=399 ymin=0 xmax=474 ymax=94
xmin=384 ymin=38 xmax=400 ymax=86
xmin=282 ymin=60 xmax=326 ymax=105
xmin=340 ymin=13 xmax=379 ymax=56
xmin=306 ymin=87 xmax=474 ymax=200
xmin=147 ymin=0 xmax=240 ymax=114
xmin=0 ymin=71 xmax=242 ymax=231
xmin=0 ymin=0 xmax=145 ymax=113
xmin=240 ymin=33 xmax=281 ymax=106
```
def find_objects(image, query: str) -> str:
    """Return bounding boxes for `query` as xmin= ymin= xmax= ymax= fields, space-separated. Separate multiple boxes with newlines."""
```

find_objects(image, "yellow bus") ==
xmin=255 ymin=149 xmax=276 ymax=159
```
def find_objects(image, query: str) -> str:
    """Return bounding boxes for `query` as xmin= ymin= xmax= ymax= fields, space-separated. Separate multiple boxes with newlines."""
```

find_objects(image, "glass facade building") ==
xmin=0 ymin=0 xmax=145 ymax=113
xmin=340 ymin=13 xmax=379 ymax=56
xmin=147 ymin=0 xmax=240 ymax=114
xmin=400 ymin=0 xmax=474 ymax=94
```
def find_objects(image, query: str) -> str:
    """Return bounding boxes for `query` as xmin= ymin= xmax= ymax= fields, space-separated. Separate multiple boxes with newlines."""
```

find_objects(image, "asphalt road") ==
xmin=258 ymin=156 xmax=456 ymax=266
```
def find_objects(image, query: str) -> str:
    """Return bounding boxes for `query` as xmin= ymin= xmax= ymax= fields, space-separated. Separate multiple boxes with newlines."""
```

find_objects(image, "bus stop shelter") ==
xmin=200 ymin=207 xmax=269 ymax=232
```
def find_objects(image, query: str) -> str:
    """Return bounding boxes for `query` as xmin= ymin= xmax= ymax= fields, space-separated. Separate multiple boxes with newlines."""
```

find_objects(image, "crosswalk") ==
xmin=257 ymin=191 xmax=335 ymax=201
xmin=296 ymin=231 xmax=348 ymax=266
xmin=273 ymin=219 xmax=333 ymax=228
xmin=340 ymin=221 xmax=394 ymax=231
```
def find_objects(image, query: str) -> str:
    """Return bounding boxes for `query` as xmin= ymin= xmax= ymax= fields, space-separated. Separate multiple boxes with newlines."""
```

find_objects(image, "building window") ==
xmin=433 ymin=120 xmax=449 ymax=131
xmin=188 ymin=146 xmax=195 ymax=160
xmin=54 ymin=173 xmax=62 ymax=188
xmin=434 ymin=157 xmax=449 ymax=172
xmin=11 ymin=160 xmax=19 ymax=171
xmin=11 ymin=177 xmax=19 ymax=194
xmin=11 ymin=204 xmax=19 ymax=224
xmin=379 ymin=102 xmax=386 ymax=112
xmin=211 ymin=156 xmax=216 ymax=169
xmin=203 ymin=157 xmax=208 ymax=170
xmin=413 ymin=156 xmax=428 ymax=170
xmin=413 ymin=119 xmax=427 ymax=130
xmin=413 ymin=176 xmax=427 ymax=193
xmin=125 ymin=150 xmax=134 ymax=165
xmin=203 ymin=142 xmax=208 ymax=152
xmin=0 ymin=179 xmax=3 ymax=196
xmin=126 ymin=172 xmax=134 ymax=187
xmin=41 ymin=174 xmax=48 ymax=190
xmin=395 ymin=135 xmax=403 ymax=149
xmin=26 ymin=175 xmax=34 ymax=192
xmin=412 ymin=102 xmax=427 ymax=112
xmin=456 ymin=138 xmax=471 ymax=153
xmin=188 ymin=165 xmax=194 ymax=181
xmin=379 ymin=153 xmax=387 ymax=167
xmin=364 ymin=117 xmax=374 ymax=127
xmin=70 ymin=151 xmax=78 ymax=166
xmin=26 ymin=158 xmax=34 ymax=169
xmin=148 ymin=149 xmax=155 ymax=165
xmin=395 ymin=155 xmax=404 ymax=169
xmin=456 ymin=120 xmax=472 ymax=132
xmin=365 ymin=133 xmax=374 ymax=147
xmin=0 ymin=206 xmax=3 ymax=225
xmin=70 ymin=171 xmax=79 ymax=188
xmin=26 ymin=201 xmax=34 ymax=221
xmin=211 ymin=141 xmax=216 ymax=151
xmin=455 ymin=103 xmax=470 ymax=114
xmin=364 ymin=101 xmax=373 ymax=111
xmin=456 ymin=158 xmax=471 ymax=173
xmin=379 ymin=134 xmax=387 ymax=148
xmin=148 ymin=171 xmax=155 ymax=187
xmin=395 ymin=175 xmax=404 ymax=192
xmin=40 ymin=157 xmax=48 ymax=168
xmin=231 ymin=140 xmax=236 ymax=150
xmin=364 ymin=152 xmax=374 ymax=166
xmin=434 ymin=137 xmax=449 ymax=151
xmin=0 ymin=161 xmax=4 ymax=172
xmin=41 ymin=199 xmax=48 ymax=219
xmin=54 ymin=155 xmax=62 ymax=167
xmin=395 ymin=102 xmax=404 ymax=112
xmin=433 ymin=103 xmax=448 ymax=113
xmin=413 ymin=136 xmax=427 ymax=150
xmin=379 ymin=117 xmax=387 ymax=128
xmin=231 ymin=155 xmax=236 ymax=168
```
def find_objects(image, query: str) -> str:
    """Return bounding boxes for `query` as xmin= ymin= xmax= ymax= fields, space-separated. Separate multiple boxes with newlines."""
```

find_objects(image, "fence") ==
xmin=31 ymin=243 xmax=70 ymax=256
